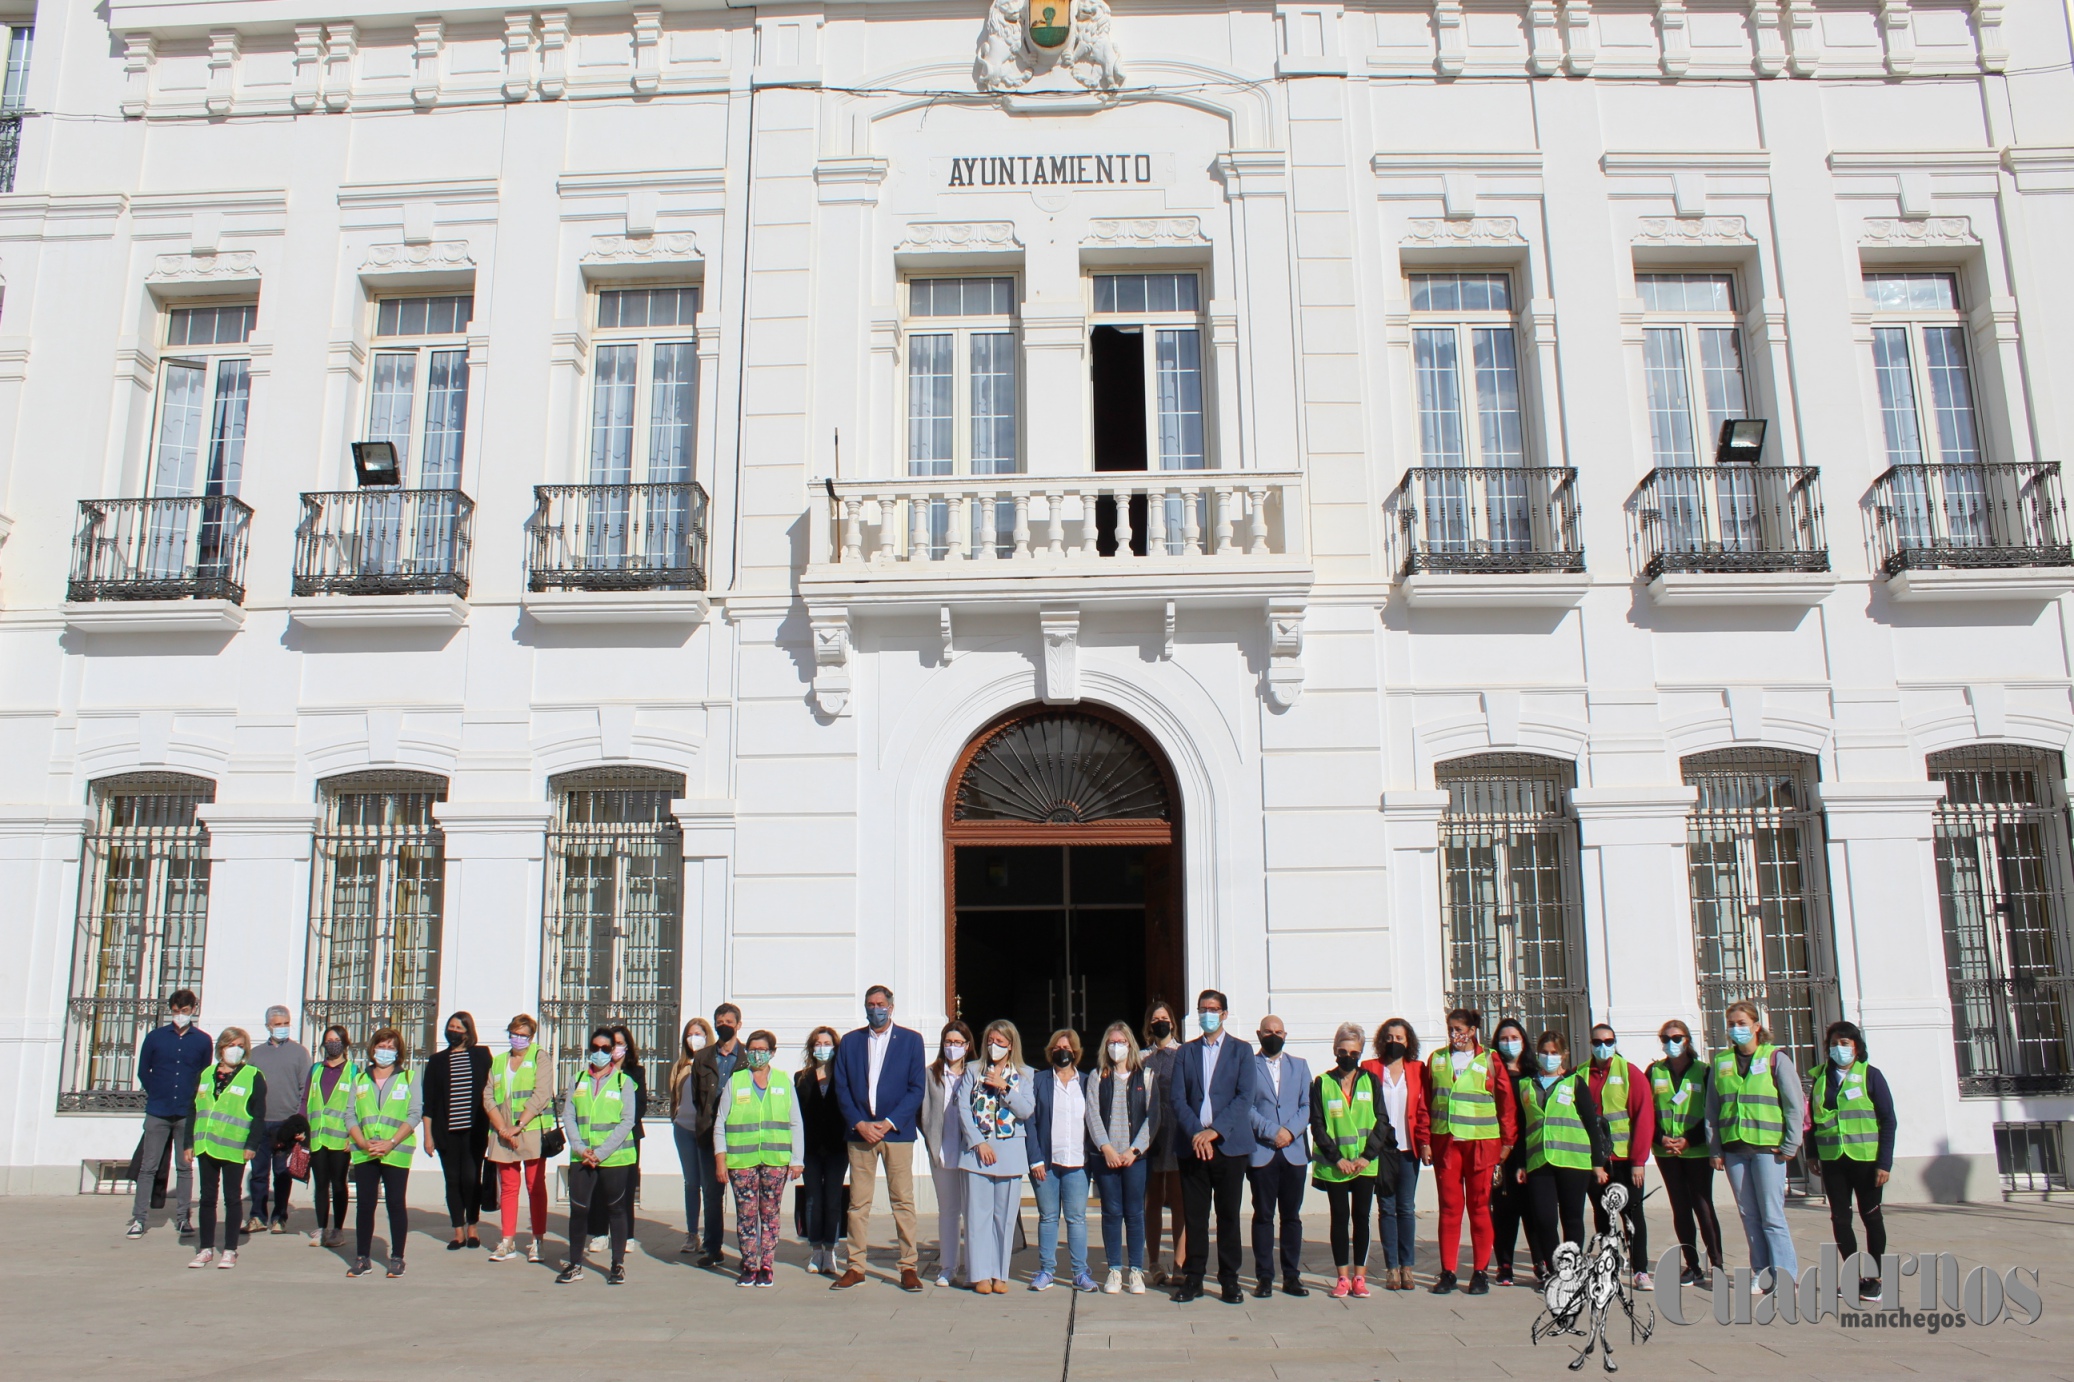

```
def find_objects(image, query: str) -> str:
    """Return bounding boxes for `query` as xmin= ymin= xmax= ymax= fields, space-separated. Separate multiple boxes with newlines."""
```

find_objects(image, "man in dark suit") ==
xmin=829 ymin=983 xmax=928 ymax=1292
xmin=1165 ymin=987 xmax=1259 ymax=1303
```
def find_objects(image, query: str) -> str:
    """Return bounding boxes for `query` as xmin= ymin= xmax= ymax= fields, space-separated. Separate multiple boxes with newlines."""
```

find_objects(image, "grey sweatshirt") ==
xmin=1706 ymin=1047 xmax=1805 ymax=1159
xmin=247 ymin=1037 xmax=311 ymax=1121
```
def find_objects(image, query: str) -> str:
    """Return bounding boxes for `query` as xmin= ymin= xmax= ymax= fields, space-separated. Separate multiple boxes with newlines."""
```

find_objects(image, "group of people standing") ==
xmin=120 ymin=986 xmax=1899 ymax=1300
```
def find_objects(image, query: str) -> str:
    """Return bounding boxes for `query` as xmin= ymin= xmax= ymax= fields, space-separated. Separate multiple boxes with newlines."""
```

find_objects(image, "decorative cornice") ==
xmin=1633 ymin=215 xmax=1755 ymax=246
xmin=894 ymin=221 xmax=1021 ymax=254
xmin=1402 ymin=216 xmax=1524 ymax=247
xmin=582 ymin=232 xmax=702 ymax=265
xmin=146 ymin=250 xmax=260 ymax=283
xmin=1861 ymin=216 xmax=1978 ymax=247
xmin=1083 ymin=217 xmax=1208 ymax=249
xmin=359 ymin=241 xmax=474 ymax=273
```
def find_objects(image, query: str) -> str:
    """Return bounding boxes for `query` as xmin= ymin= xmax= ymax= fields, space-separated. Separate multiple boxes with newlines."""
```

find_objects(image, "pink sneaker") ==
xmin=1330 ymin=1276 xmax=1353 ymax=1299
xmin=1349 ymin=1277 xmax=1371 ymax=1298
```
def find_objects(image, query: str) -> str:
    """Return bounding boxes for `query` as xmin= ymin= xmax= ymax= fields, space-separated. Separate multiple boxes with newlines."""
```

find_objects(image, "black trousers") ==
xmin=309 ymin=1148 xmax=351 ymax=1231
xmin=1490 ymin=1168 xmax=1529 ymax=1272
xmin=434 ymin=1127 xmax=488 ymax=1228
xmin=352 ymin=1161 xmax=411 ymax=1260
xmin=801 ymin=1147 xmax=848 ymax=1247
xmin=1821 ymin=1157 xmax=1887 ymax=1261
xmin=1179 ymin=1149 xmax=1249 ymax=1288
xmin=1321 ymin=1178 xmax=1375 ymax=1269
xmin=1246 ymin=1157 xmax=1305 ymax=1283
xmin=569 ymin=1162 xmax=634 ymax=1268
xmin=196 ymin=1156 xmax=245 ymax=1252
xmin=1524 ymin=1165 xmax=1593 ymax=1271
xmin=1590 ymin=1160 xmax=1648 ymax=1262
xmin=1656 ymin=1155 xmax=1724 ymax=1273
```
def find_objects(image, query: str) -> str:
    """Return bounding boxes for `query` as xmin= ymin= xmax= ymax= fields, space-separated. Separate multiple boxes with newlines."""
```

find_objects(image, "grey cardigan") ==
xmin=1084 ymin=1066 xmax=1159 ymax=1158
xmin=956 ymin=1066 xmax=1036 ymax=1178
xmin=1706 ymin=1047 xmax=1805 ymax=1160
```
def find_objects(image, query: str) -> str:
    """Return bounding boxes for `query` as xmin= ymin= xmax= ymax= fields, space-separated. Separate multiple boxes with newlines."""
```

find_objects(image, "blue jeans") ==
xmin=1376 ymin=1151 xmax=1420 ymax=1269
xmin=1723 ymin=1149 xmax=1799 ymax=1280
xmin=247 ymin=1120 xmax=291 ymax=1223
xmin=1092 ymin=1157 xmax=1148 ymax=1271
xmin=1032 ymin=1164 xmax=1090 ymax=1278
xmin=673 ymin=1123 xmax=726 ymax=1254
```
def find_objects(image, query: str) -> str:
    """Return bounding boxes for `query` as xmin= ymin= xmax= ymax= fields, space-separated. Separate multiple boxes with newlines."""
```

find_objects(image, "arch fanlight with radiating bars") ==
xmin=953 ymin=711 xmax=1170 ymax=825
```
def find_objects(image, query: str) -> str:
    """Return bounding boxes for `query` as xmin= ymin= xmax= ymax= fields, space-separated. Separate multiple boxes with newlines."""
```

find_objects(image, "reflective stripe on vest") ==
xmin=193 ymin=1065 xmax=259 ymax=1164
xmin=723 ymin=1068 xmax=794 ymax=1169
xmin=1595 ymin=1055 xmax=1633 ymax=1159
xmin=351 ymin=1070 xmax=418 ymax=1167
xmin=1711 ymin=1045 xmax=1784 ymax=1148
xmin=1648 ymin=1059 xmax=1709 ymax=1159
xmin=305 ymin=1061 xmax=359 ymax=1153
xmin=1813 ymin=1061 xmax=1878 ymax=1162
xmin=1310 ymin=1071 xmax=1379 ymax=1183
xmin=1427 ymin=1048 xmax=1498 ymax=1140
xmin=490 ymin=1049 xmax=554 ymax=1132
xmin=571 ymin=1070 xmax=638 ymax=1167
xmin=1520 ymin=1074 xmax=1592 ymax=1171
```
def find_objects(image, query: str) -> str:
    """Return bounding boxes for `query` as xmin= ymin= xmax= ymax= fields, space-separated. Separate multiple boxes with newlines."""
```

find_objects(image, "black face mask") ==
xmin=1334 ymin=1051 xmax=1359 ymax=1073
xmin=322 ymin=1038 xmax=345 ymax=1059
xmin=446 ymin=1029 xmax=465 ymax=1046
xmin=1051 ymin=1049 xmax=1076 ymax=1068
xmin=1148 ymin=1020 xmax=1172 ymax=1040
xmin=1380 ymin=1041 xmax=1407 ymax=1064
xmin=715 ymin=1024 xmax=738 ymax=1044
xmin=1258 ymin=1034 xmax=1285 ymax=1056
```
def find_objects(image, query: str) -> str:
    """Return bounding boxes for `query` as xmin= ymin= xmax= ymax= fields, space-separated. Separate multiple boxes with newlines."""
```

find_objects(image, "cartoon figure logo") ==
xmin=1530 ymin=1182 xmax=1655 ymax=1372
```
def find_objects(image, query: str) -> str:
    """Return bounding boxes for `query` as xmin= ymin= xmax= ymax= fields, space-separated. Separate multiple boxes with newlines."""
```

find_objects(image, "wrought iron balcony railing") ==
xmin=1388 ymin=465 xmax=1583 ymax=576
xmin=525 ymin=481 xmax=709 ymax=592
xmin=1948 ymin=974 xmax=2074 ymax=1097
xmin=0 ymin=113 xmax=19 ymax=195
xmin=1870 ymin=461 xmax=2073 ymax=575
xmin=67 ymin=495 xmax=254 ymax=604
xmin=1634 ymin=465 xmax=1828 ymax=579
xmin=293 ymin=488 xmax=473 ymax=598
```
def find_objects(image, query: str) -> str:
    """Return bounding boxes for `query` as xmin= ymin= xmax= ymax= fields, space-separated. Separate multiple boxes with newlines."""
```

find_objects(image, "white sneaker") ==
xmin=187 ymin=1249 xmax=214 ymax=1269
xmin=935 ymin=1270 xmax=954 ymax=1287
xmin=489 ymin=1237 xmax=517 ymax=1261
xmin=1633 ymin=1270 xmax=1653 ymax=1292
xmin=1126 ymin=1268 xmax=1145 ymax=1295
xmin=308 ymin=1230 xmax=323 ymax=1247
xmin=1103 ymin=1268 xmax=1123 ymax=1294
xmin=217 ymin=1250 xmax=237 ymax=1269
xmin=526 ymin=1239 xmax=541 ymax=1264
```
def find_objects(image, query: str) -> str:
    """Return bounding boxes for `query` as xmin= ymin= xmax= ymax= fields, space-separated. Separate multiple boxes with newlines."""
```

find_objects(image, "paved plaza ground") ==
xmin=1 ymin=1192 xmax=2066 ymax=1380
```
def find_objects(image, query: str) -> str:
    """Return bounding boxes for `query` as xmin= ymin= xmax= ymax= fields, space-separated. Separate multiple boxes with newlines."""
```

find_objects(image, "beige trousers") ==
xmin=844 ymin=1139 xmax=919 ymax=1273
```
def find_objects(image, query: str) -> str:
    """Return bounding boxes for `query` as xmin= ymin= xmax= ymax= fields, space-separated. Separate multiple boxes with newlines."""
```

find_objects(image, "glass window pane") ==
xmin=1923 ymin=326 xmax=1981 ymax=465
xmin=2 ymin=27 xmax=31 ymax=109
xmin=647 ymin=342 xmax=697 ymax=481
xmin=587 ymin=344 xmax=638 ymax=484
xmin=151 ymin=362 xmax=208 ymax=497
xmin=1470 ymin=328 xmax=1524 ymax=466
xmin=907 ymin=333 xmax=954 ymax=474
xmin=376 ymin=295 xmax=473 ymax=338
xmin=1871 ymin=327 xmax=1925 ymax=466
xmin=419 ymin=349 xmax=468 ymax=486
xmin=205 ymin=359 xmax=249 ymax=496
xmin=910 ymin=278 xmax=1014 ymax=318
xmin=1696 ymin=328 xmax=1748 ymax=442
xmin=1092 ymin=273 xmax=1198 ymax=315
xmin=1154 ymin=328 xmax=1204 ymax=471
xmin=598 ymin=286 xmax=698 ymax=329
xmin=1865 ymin=272 xmax=1958 ymax=313
xmin=167 ymin=305 xmax=255 ymax=348
xmin=1413 ymin=327 xmax=1466 ymax=466
xmin=1644 ymin=328 xmax=1697 ymax=465
xmin=1639 ymin=273 xmax=1735 ymax=313
xmin=367 ymin=353 xmax=416 ymax=470
xmin=969 ymin=332 xmax=1017 ymax=474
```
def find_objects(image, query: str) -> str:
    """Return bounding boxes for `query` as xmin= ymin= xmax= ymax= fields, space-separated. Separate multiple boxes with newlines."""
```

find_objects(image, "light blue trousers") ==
xmin=1722 ymin=1149 xmax=1800 ymax=1280
xmin=965 ymin=1171 xmax=1022 ymax=1282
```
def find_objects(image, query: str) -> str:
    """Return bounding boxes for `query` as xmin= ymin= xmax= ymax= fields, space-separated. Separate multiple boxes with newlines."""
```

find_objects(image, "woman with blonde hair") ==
xmin=1087 ymin=1021 xmax=1156 ymax=1293
xmin=669 ymin=1016 xmax=718 ymax=1257
xmin=1707 ymin=1000 xmax=1804 ymax=1293
xmin=186 ymin=1025 xmax=267 ymax=1268
xmin=796 ymin=1024 xmax=848 ymax=1274
xmin=484 ymin=1013 xmax=555 ymax=1263
xmin=958 ymin=1018 xmax=1035 ymax=1293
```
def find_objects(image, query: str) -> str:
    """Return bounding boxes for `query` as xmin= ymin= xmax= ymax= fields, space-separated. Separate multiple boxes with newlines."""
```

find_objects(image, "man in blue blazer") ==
xmin=1165 ymin=988 xmax=1258 ymax=1303
xmin=830 ymin=983 xmax=929 ymax=1292
xmin=1247 ymin=1013 xmax=1311 ymax=1297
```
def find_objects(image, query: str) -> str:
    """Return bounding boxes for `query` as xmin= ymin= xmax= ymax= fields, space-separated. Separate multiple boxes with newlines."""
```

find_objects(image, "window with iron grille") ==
xmin=1930 ymin=746 xmax=2074 ymax=1096
xmin=541 ymin=768 xmax=685 ymax=1097
xmin=304 ymin=771 xmax=446 ymax=1062
xmin=1682 ymin=749 xmax=1837 ymax=1076
xmin=1995 ymin=1121 xmax=2069 ymax=1194
xmin=1436 ymin=754 xmax=1588 ymax=1049
xmin=59 ymin=774 xmax=215 ymax=1112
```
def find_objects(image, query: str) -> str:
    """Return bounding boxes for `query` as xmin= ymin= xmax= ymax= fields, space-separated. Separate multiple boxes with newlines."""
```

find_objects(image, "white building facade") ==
xmin=1 ymin=0 xmax=2071 ymax=1203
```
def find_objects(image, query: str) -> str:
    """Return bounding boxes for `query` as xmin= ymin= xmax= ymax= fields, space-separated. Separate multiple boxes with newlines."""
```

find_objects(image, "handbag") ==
xmin=286 ymin=1142 xmax=312 ymax=1183
xmin=540 ymin=1126 xmax=567 ymax=1159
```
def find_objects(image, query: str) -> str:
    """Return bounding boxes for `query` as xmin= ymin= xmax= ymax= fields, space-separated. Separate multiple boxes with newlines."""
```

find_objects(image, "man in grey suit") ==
xmin=1248 ymin=1014 xmax=1311 ymax=1297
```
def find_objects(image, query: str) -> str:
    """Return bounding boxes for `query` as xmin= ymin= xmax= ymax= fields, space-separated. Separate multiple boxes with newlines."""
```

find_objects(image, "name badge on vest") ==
xmin=1845 ymin=1085 xmax=1863 ymax=1100
xmin=1328 ymin=1100 xmax=1345 ymax=1113
xmin=1355 ymin=1090 xmax=1372 ymax=1102
xmin=1556 ymin=1085 xmax=1574 ymax=1107
xmin=1672 ymin=1086 xmax=1689 ymax=1108
xmin=734 ymin=1088 xmax=751 ymax=1101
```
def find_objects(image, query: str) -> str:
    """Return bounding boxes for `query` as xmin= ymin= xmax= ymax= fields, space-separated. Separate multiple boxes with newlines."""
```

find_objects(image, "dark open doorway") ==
xmin=1089 ymin=325 xmax=1148 ymax=556
xmin=944 ymin=706 xmax=1182 ymax=1057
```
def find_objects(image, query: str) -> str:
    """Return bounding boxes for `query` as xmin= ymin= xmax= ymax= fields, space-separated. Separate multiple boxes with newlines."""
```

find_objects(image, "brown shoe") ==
xmin=900 ymin=1268 xmax=925 ymax=1293
xmin=830 ymin=1268 xmax=868 ymax=1290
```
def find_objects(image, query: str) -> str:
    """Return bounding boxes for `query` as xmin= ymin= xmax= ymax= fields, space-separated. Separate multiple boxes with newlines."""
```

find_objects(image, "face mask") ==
xmin=1258 ymin=1033 xmax=1285 ymax=1056
xmin=1380 ymin=1040 xmax=1408 ymax=1064
xmin=1591 ymin=1042 xmax=1616 ymax=1062
xmin=1539 ymin=1053 xmax=1564 ymax=1073
xmin=588 ymin=1050 xmax=613 ymax=1069
xmin=1051 ymin=1049 xmax=1075 ymax=1068
xmin=269 ymin=1026 xmax=291 ymax=1042
xmin=1452 ymin=1031 xmax=1473 ymax=1050
xmin=1198 ymin=1012 xmax=1222 ymax=1035
xmin=1831 ymin=1045 xmax=1855 ymax=1067
xmin=747 ymin=1050 xmax=772 ymax=1070
xmin=943 ymin=1043 xmax=967 ymax=1063
xmin=1729 ymin=1024 xmax=1753 ymax=1048
xmin=1663 ymin=1037 xmax=1686 ymax=1057
xmin=1107 ymin=1042 xmax=1129 ymax=1062
xmin=1496 ymin=1039 xmax=1523 ymax=1060
xmin=446 ymin=1030 xmax=466 ymax=1046
xmin=613 ymin=1043 xmax=628 ymax=1061
xmin=688 ymin=1034 xmax=707 ymax=1052
xmin=1334 ymin=1051 xmax=1358 ymax=1073
xmin=509 ymin=1034 xmax=531 ymax=1053
xmin=814 ymin=1044 xmax=835 ymax=1062
xmin=1148 ymin=1020 xmax=1172 ymax=1041
xmin=987 ymin=1042 xmax=1009 ymax=1063
xmin=715 ymin=1024 xmax=738 ymax=1045
xmin=374 ymin=1048 xmax=397 ymax=1067
xmin=322 ymin=1037 xmax=345 ymax=1059
xmin=222 ymin=1046 xmax=245 ymax=1066
xmin=172 ymin=1013 xmax=194 ymax=1028
xmin=866 ymin=1005 xmax=892 ymax=1030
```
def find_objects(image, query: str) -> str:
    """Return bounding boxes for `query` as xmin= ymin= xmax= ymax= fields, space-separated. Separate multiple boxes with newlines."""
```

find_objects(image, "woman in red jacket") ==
xmin=1362 ymin=1017 xmax=1431 ymax=1290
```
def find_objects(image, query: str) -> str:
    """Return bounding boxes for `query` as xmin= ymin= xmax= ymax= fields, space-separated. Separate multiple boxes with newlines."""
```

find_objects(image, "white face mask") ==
xmin=689 ymin=1034 xmax=707 ymax=1051
xmin=943 ymin=1043 xmax=967 ymax=1063
xmin=1107 ymin=1042 xmax=1129 ymax=1063
xmin=222 ymin=1046 xmax=245 ymax=1066
xmin=987 ymin=1042 xmax=1009 ymax=1063
xmin=172 ymin=1013 xmax=194 ymax=1028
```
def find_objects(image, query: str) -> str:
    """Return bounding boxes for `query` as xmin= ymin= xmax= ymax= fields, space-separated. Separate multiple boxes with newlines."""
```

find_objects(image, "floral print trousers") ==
xmin=730 ymin=1165 xmax=790 ymax=1274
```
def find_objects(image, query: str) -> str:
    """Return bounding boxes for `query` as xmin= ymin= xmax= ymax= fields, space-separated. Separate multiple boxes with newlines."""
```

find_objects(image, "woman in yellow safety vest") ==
xmin=1309 ymin=1022 xmax=1400 ymax=1299
xmin=484 ymin=1013 xmax=556 ymax=1264
xmin=1706 ymin=999 xmax=1805 ymax=1295
xmin=715 ymin=1029 xmax=805 ymax=1287
xmin=302 ymin=1023 xmax=356 ymax=1250
xmin=556 ymin=1026 xmax=640 ymax=1285
xmin=186 ymin=1026 xmax=267 ymax=1269
xmin=1809 ymin=1020 xmax=1896 ymax=1302
xmin=1646 ymin=1019 xmax=1722 ymax=1286
xmin=345 ymin=1026 xmax=423 ymax=1279
xmin=1513 ymin=1030 xmax=1609 ymax=1287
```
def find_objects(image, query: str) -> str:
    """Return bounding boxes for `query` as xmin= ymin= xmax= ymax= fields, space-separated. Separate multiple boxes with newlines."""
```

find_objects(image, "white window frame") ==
xmin=1637 ymin=271 xmax=1751 ymax=467
xmin=1406 ymin=271 xmax=1529 ymax=470
xmin=902 ymin=276 xmax=1022 ymax=478
xmin=151 ymin=302 xmax=256 ymax=499
xmin=1864 ymin=271 xmax=1983 ymax=468
xmin=585 ymin=284 xmax=702 ymax=487
xmin=364 ymin=294 xmax=474 ymax=489
xmin=1088 ymin=271 xmax=1209 ymax=473
xmin=1 ymin=23 xmax=31 ymax=110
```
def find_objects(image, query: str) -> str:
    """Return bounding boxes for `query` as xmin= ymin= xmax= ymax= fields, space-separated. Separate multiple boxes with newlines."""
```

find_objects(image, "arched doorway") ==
xmin=944 ymin=705 xmax=1183 ymax=1056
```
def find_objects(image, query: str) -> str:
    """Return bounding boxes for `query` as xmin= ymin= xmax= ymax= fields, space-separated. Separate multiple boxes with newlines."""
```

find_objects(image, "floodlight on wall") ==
xmin=1715 ymin=418 xmax=1767 ymax=465
xmin=351 ymin=441 xmax=402 ymax=486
